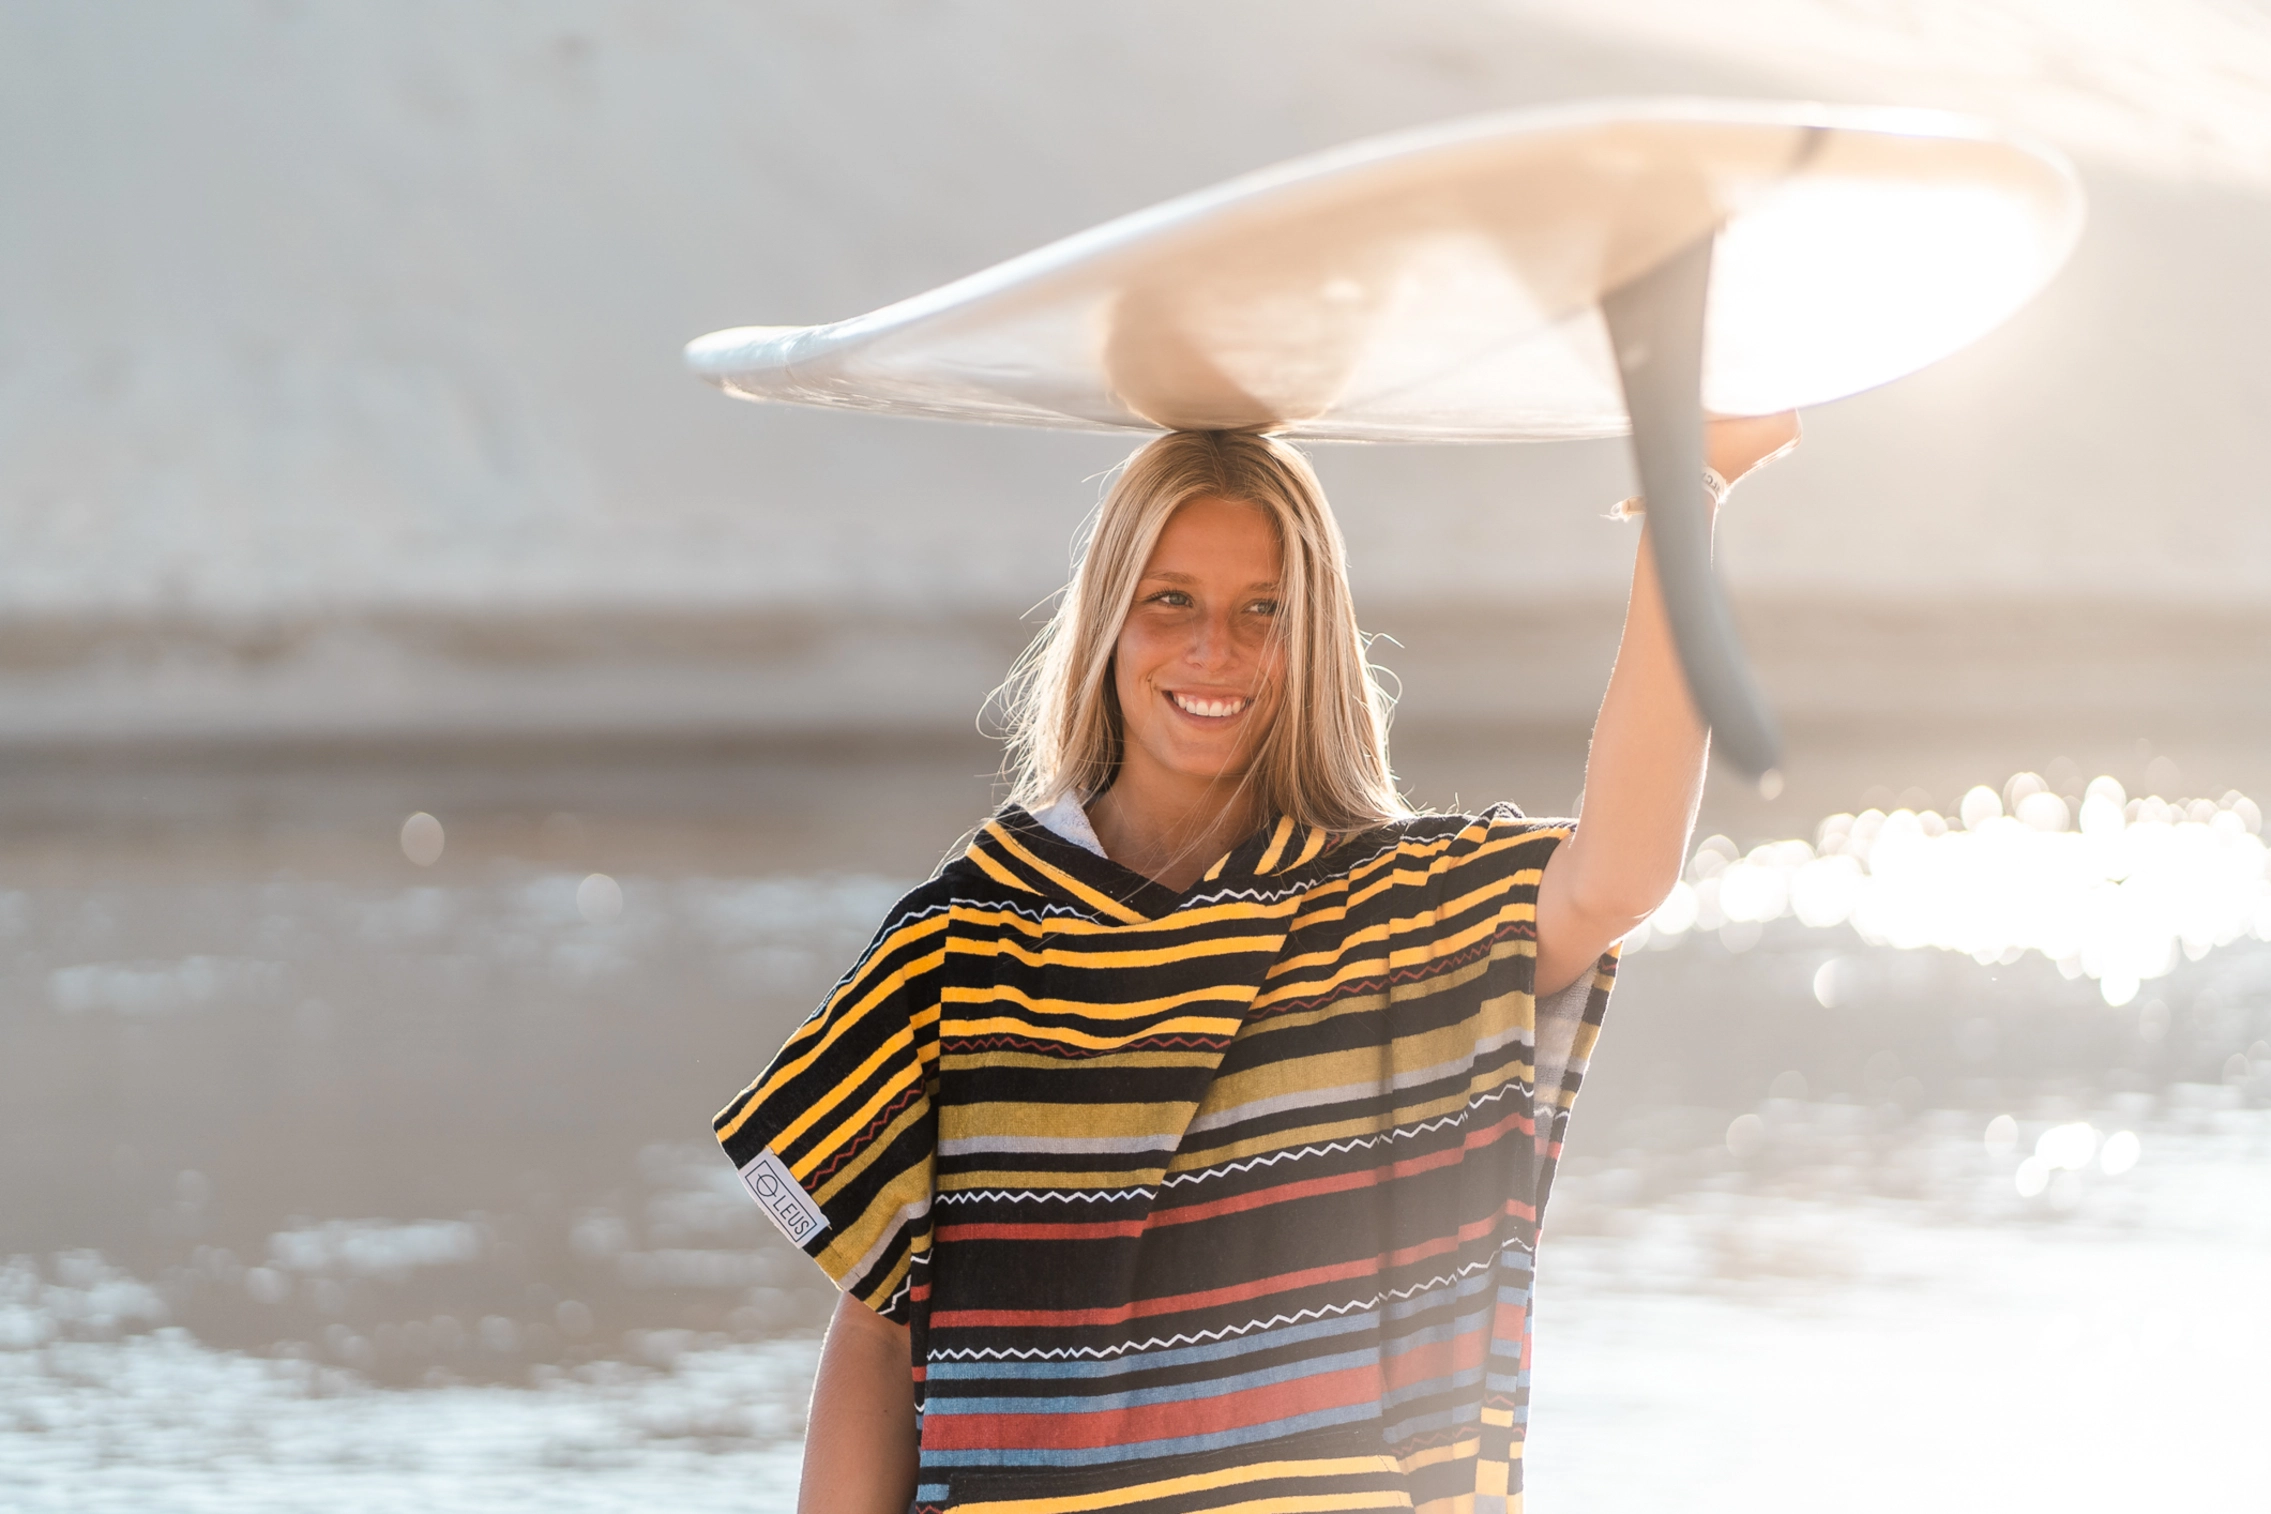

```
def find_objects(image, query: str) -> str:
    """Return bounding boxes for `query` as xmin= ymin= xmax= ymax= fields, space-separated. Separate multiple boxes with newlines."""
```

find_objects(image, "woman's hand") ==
xmin=1531 ymin=410 xmax=1801 ymax=996
xmin=1706 ymin=410 xmax=1801 ymax=489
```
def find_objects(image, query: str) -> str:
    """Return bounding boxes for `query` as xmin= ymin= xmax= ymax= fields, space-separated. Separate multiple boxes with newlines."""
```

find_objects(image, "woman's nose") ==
xmin=1183 ymin=611 xmax=1240 ymax=669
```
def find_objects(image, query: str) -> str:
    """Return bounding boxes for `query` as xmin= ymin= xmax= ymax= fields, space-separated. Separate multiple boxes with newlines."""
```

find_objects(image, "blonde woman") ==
xmin=716 ymin=416 xmax=1798 ymax=1514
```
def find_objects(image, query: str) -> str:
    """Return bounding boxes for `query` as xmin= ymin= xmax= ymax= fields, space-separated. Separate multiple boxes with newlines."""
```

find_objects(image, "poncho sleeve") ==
xmin=712 ymin=879 xmax=949 ymax=1322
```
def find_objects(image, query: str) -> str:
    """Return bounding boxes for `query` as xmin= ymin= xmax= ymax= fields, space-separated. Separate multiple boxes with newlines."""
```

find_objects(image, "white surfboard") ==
xmin=687 ymin=99 xmax=2078 ymax=440
xmin=686 ymin=99 xmax=2082 ymax=777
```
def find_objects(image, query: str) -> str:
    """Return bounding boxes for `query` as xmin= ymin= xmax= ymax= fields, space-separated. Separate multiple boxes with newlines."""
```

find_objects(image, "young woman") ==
xmin=717 ymin=414 xmax=1799 ymax=1514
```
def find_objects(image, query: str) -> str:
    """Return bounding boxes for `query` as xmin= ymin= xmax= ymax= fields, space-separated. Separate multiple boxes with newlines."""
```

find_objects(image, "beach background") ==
xmin=4 ymin=4 xmax=2270 ymax=1509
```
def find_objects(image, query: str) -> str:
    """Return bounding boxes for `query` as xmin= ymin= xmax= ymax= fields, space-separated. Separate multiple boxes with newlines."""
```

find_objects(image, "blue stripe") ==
xmin=922 ymin=1309 xmax=1377 ymax=1381
xmin=1379 ymin=1303 xmax=1492 ymax=1358
xmin=1384 ymin=1266 xmax=1496 ymax=1321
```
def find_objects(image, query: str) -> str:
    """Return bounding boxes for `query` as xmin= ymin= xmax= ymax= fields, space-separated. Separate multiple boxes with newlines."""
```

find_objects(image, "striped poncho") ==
xmin=714 ymin=804 xmax=1614 ymax=1514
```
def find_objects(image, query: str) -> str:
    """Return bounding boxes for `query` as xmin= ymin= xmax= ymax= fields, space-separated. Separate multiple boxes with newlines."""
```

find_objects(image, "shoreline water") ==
xmin=3 ymin=745 xmax=2265 ymax=1509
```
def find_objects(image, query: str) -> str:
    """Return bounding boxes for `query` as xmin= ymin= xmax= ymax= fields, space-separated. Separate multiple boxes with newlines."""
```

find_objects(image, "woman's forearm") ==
xmin=800 ymin=1290 xmax=919 ymax=1514
xmin=1534 ymin=517 xmax=1710 ymax=994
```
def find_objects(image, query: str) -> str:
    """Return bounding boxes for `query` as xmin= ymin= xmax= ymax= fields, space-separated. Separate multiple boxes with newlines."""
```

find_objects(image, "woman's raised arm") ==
xmin=1533 ymin=411 xmax=1800 ymax=996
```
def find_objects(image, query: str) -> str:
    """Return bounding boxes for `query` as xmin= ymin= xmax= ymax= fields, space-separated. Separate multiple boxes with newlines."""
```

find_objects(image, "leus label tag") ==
xmin=740 ymin=1147 xmax=829 ymax=1247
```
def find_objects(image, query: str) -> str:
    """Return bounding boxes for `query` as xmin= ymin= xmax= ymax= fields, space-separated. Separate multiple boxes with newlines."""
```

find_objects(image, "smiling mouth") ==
xmin=1169 ymin=690 xmax=1249 ymax=720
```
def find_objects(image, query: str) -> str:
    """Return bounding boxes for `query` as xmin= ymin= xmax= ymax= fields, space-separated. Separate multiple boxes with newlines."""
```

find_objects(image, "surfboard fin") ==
xmin=1600 ymin=234 xmax=1784 ymax=785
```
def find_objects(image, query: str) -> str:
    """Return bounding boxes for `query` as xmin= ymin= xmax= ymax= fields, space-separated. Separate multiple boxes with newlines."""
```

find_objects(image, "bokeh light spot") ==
xmin=400 ymin=812 xmax=445 ymax=868
xmin=2100 ymin=1130 xmax=2141 ymax=1176
xmin=578 ymin=873 xmax=625 ymax=925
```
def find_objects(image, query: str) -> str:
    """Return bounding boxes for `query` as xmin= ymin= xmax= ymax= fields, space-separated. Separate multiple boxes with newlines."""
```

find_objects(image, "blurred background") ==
xmin=3 ymin=3 xmax=2269 ymax=1510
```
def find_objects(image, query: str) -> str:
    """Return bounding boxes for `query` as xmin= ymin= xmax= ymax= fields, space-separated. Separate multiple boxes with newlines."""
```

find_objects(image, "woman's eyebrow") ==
xmin=1137 ymin=570 xmax=1282 ymax=591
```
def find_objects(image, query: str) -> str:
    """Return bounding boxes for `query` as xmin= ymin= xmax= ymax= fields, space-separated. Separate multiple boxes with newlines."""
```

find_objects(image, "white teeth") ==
xmin=1171 ymin=692 xmax=1247 ymax=719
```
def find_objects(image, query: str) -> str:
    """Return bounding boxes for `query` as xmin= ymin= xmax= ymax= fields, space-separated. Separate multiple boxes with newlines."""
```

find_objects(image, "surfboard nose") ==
xmin=684 ymin=326 xmax=805 ymax=397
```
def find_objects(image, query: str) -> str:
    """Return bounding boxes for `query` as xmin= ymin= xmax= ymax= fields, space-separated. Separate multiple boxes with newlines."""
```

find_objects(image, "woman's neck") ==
xmin=1085 ymin=769 xmax=1264 ymax=892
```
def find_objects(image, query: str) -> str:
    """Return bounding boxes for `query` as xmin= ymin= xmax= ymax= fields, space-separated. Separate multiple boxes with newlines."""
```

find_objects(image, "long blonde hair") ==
xmin=999 ymin=430 xmax=1408 ymax=834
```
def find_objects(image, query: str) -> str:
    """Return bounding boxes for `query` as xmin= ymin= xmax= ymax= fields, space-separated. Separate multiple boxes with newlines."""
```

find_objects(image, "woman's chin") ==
xmin=1164 ymin=753 xmax=1257 ymax=788
xmin=1122 ymin=729 xmax=1262 ymax=792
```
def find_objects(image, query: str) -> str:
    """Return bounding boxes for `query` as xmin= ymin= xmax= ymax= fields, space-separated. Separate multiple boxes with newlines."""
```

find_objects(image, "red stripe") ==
xmin=921 ymin=1362 xmax=1382 ymax=1450
xmin=1146 ymin=1102 xmax=1533 ymax=1231
xmin=1388 ymin=1197 xmax=1538 ymax=1269
xmin=1382 ymin=1326 xmax=1488 ymax=1391
xmin=806 ymin=1082 xmax=924 ymax=1182
xmin=940 ymin=1107 xmax=1537 ymax=1247
xmin=928 ymin=1196 xmax=1539 ymax=1330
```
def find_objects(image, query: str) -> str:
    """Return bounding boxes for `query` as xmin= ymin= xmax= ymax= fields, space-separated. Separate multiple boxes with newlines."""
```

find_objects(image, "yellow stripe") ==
xmin=749 ymin=1006 xmax=934 ymax=1156
xmin=933 ymin=1049 xmax=1229 ymax=1076
xmin=971 ymin=932 xmax=1286 ymax=972
xmin=941 ymin=1010 xmax=1247 ymax=1050
xmin=951 ymin=894 xmax=1303 ymax=940
xmin=1268 ymin=881 xmax=1530 ymax=979
xmin=1253 ymin=907 xmax=1532 ymax=1012
xmin=986 ymin=824 xmax=1149 ymax=924
xmin=791 ymin=1054 xmax=929 ymax=1182
xmin=952 ymin=1455 xmax=1411 ymax=1513
xmin=1170 ymin=1047 xmax=1531 ymax=1173
xmin=717 ymin=945 xmax=945 ymax=1142
xmin=1254 ymin=816 xmax=1296 ymax=874
xmin=965 ymin=841 xmax=1044 ymax=897
xmin=943 ymin=979 xmax=1257 ymax=1023
xmin=944 ymin=1099 xmax=1199 ymax=1142
xmin=811 ymin=1096 xmax=931 ymax=1204
xmin=1396 ymin=1435 xmax=1481 ymax=1472
xmin=1292 ymin=825 xmax=1329 ymax=868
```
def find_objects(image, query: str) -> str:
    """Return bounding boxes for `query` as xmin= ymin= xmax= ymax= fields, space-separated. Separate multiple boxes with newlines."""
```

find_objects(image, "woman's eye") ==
xmin=1247 ymin=599 xmax=1279 ymax=616
xmin=1150 ymin=590 xmax=1193 ymax=607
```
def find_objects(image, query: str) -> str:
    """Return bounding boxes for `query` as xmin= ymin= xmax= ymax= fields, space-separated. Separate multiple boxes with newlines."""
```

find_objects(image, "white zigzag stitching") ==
xmin=935 ymin=1186 xmax=1153 ymax=1206
xmin=1161 ymin=1081 xmax=1528 ymax=1188
xmin=951 ymin=814 xmax=1489 ymax=926
xmin=928 ymin=1081 xmax=1535 ymax=1210
xmin=924 ymin=1241 xmax=1537 ymax=1362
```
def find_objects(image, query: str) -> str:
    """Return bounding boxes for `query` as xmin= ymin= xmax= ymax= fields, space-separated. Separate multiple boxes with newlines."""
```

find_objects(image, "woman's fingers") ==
xmin=1704 ymin=410 xmax=1801 ymax=483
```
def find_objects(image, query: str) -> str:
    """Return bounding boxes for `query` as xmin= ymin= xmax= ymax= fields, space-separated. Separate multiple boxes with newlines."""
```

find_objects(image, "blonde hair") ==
xmin=1000 ymin=430 xmax=1408 ymax=835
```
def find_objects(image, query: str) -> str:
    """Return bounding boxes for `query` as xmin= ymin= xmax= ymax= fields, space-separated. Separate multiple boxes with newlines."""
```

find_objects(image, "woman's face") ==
xmin=1111 ymin=494 xmax=1285 ymax=790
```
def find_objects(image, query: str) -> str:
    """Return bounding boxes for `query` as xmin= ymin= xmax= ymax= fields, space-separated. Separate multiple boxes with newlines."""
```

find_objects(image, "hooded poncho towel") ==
xmin=714 ymin=804 xmax=1615 ymax=1514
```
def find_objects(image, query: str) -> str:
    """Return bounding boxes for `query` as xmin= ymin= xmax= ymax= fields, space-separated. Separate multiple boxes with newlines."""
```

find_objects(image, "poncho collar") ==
xmin=962 ymin=805 xmax=1334 ymax=924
